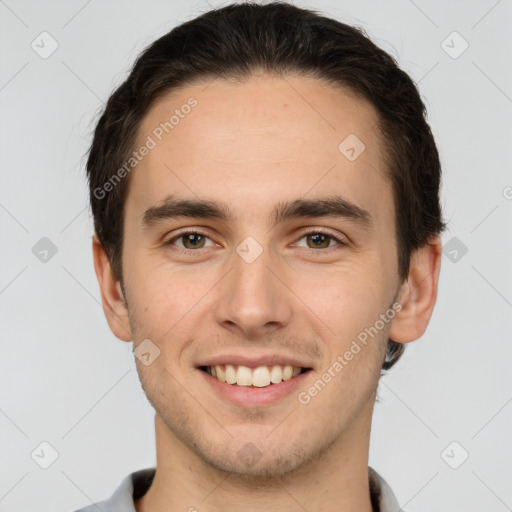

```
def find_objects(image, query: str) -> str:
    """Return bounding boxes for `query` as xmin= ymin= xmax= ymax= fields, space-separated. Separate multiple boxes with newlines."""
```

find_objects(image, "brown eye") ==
xmin=305 ymin=233 xmax=332 ymax=249
xmin=293 ymin=230 xmax=347 ymax=250
xmin=181 ymin=233 xmax=206 ymax=249
xmin=166 ymin=231 xmax=213 ymax=250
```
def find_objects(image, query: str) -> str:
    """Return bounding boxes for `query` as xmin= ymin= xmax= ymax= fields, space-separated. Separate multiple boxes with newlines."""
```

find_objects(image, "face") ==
xmin=115 ymin=74 xmax=404 ymax=478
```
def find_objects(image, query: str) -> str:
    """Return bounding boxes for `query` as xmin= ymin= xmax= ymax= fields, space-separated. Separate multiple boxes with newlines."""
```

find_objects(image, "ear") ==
xmin=92 ymin=234 xmax=132 ymax=342
xmin=388 ymin=235 xmax=442 ymax=344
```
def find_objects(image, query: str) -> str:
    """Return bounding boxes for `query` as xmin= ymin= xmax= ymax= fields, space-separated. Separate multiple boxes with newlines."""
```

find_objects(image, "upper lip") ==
xmin=196 ymin=352 xmax=313 ymax=369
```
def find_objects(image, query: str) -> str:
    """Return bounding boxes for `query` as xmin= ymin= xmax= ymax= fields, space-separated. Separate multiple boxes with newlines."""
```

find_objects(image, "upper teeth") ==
xmin=207 ymin=364 xmax=302 ymax=387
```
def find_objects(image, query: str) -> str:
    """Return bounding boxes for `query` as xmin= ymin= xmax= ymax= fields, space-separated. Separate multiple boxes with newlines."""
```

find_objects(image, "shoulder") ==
xmin=71 ymin=468 xmax=156 ymax=512
xmin=369 ymin=466 xmax=402 ymax=512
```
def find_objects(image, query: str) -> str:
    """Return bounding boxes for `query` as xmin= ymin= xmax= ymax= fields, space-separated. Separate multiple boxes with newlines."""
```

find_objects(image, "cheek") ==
xmin=300 ymin=262 xmax=389 ymax=331
xmin=125 ymin=255 xmax=217 ymax=340
xmin=301 ymin=270 xmax=392 ymax=384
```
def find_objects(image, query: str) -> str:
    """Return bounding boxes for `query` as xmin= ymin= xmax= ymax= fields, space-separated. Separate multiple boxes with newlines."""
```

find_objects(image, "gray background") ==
xmin=1 ymin=0 xmax=511 ymax=510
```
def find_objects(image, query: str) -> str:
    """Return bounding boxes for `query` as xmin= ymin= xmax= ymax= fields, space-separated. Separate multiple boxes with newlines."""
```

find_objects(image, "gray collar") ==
xmin=74 ymin=466 xmax=401 ymax=512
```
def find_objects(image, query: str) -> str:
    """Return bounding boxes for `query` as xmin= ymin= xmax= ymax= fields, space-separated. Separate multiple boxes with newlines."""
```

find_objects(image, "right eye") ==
xmin=165 ymin=230 xmax=216 ymax=251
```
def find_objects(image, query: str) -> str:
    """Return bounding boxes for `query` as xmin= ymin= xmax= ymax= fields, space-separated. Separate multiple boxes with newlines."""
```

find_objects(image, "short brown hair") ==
xmin=86 ymin=1 xmax=446 ymax=372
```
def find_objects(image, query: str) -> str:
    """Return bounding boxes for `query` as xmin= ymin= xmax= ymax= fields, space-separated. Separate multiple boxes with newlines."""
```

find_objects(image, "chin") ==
xmin=201 ymin=444 xmax=309 ymax=480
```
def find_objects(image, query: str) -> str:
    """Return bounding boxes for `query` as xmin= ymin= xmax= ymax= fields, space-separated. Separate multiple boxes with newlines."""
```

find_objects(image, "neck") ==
xmin=135 ymin=396 xmax=376 ymax=512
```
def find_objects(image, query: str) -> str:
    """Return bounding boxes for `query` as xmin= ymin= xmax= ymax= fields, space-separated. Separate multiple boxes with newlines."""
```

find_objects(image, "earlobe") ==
xmin=388 ymin=236 xmax=442 ymax=344
xmin=92 ymin=234 xmax=133 ymax=342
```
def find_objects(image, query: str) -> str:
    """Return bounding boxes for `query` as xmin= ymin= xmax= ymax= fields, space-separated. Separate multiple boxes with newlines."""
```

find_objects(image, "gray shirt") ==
xmin=73 ymin=466 xmax=401 ymax=512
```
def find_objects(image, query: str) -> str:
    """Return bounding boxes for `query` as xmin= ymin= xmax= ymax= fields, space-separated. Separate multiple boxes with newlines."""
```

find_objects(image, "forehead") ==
xmin=128 ymin=74 xmax=391 ymax=226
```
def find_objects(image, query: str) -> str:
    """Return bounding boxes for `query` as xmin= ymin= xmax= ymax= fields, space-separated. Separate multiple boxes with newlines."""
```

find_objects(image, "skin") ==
xmin=93 ymin=73 xmax=442 ymax=512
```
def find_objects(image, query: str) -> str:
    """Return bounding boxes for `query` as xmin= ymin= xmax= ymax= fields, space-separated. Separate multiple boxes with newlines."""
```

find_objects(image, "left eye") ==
xmin=293 ymin=231 xmax=346 ymax=250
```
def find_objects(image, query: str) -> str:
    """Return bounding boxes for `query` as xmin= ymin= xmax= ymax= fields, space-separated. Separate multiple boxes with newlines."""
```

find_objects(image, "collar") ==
xmin=74 ymin=466 xmax=400 ymax=512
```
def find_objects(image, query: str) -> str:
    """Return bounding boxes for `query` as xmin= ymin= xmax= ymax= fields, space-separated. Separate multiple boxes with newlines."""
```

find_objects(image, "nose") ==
xmin=213 ymin=243 xmax=293 ymax=339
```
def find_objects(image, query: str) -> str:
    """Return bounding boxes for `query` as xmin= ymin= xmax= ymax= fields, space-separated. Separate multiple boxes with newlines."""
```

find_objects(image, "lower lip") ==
xmin=197 ymin=368 xmax=312 ymax=407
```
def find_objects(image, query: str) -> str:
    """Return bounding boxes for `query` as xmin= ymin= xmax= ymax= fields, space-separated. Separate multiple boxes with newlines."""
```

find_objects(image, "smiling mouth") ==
xmin=198 ymin=364 xmax=311 ymax=388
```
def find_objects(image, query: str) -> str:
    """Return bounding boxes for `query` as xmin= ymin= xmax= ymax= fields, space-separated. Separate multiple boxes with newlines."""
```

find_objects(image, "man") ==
xmin=76 ymin=2 xmax=445 ymax=511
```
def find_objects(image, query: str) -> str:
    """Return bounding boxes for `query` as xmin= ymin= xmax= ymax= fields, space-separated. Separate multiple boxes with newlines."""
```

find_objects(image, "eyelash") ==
xmin=164 ymin=229 xmax=348 ymax=254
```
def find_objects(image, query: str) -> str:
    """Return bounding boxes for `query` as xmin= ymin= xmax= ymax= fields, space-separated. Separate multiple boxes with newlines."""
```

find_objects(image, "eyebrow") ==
xmin=141 ymin=194 xmax=373 ymax=231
